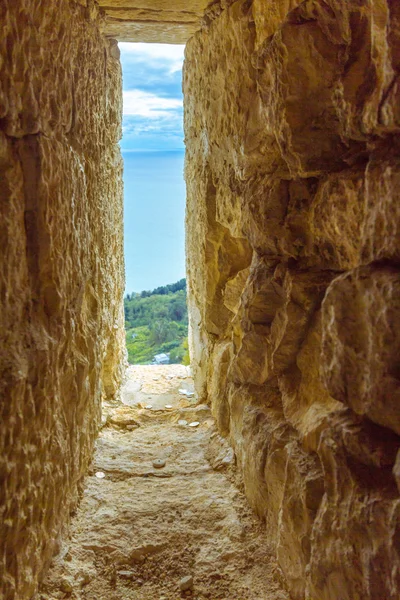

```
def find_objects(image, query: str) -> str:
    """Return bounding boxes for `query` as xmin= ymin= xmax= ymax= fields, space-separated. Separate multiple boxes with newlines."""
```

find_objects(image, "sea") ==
xmin=122 ymin=150 xmax=186 ymax=295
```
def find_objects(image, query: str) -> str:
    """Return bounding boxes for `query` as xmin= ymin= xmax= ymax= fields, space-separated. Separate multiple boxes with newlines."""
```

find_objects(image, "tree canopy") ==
xmin=124 ymin=279 xmax=189 ymax=365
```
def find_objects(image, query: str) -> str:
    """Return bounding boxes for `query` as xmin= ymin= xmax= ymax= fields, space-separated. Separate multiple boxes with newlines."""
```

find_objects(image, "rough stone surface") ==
xmin=37 ymin=367 xmax=290 ymax=600
xmin=184 ymin=1 xmax=400 ymax=599
xmin=179 ymin=575 xmax=194 ymax=592
xmin=0 ymin=1 xmax=125 ymax=598
xmin=97 ymin=0 xmax=210 ymax=43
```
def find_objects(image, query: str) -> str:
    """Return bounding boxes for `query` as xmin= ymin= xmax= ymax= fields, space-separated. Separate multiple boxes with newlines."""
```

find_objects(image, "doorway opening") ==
xmin=120 ymin=43 xmax=189 ymax=368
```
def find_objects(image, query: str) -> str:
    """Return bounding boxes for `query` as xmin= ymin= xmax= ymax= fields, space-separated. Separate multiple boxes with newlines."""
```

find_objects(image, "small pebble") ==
xmin=117 ymin=570 xmax=135 ymax=579
xmin=95 ymin=471 xmax=105 ymax=479
xmin=153 ymin=458 xmax=166 ymax=469
xmin=179 ymin=575 xmax=194 ymax=592
xmin=145 ymin=405 xmax=153 ymax=409
xmin=188 ymin=422 xmax=200 ymax=428
xmin=165 ymin=404 xmax=173 ymax=409
xmin=178 ymin=419 xmax=188 ymax=426
xmin=78 ymin=570 xmax=92 ymax=586
xmin=60 ymin=578 xmax=73 ymax=593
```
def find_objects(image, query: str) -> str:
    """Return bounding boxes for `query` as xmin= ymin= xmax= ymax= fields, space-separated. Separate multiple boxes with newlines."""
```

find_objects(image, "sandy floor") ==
xmin=37 ymin=366 xmax=290 ymax=600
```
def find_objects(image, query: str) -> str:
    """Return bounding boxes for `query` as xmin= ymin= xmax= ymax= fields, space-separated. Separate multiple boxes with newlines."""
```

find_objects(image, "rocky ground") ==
xmin=37 ymin=365 xmax=290 ymax=600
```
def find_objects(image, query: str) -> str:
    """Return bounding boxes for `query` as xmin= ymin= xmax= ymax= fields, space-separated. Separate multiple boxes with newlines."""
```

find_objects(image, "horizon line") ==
xmin=121 ymin=147 xmax=185 ymax=152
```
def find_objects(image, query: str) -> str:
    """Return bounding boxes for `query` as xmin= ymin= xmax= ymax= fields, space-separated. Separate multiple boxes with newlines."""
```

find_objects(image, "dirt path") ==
xmin=37 ymin=366 xmax=290 ymax=600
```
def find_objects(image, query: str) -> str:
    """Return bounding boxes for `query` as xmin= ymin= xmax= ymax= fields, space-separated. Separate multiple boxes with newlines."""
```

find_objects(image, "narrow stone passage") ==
xmin=38 ymin=366 xmax=290 ymax=600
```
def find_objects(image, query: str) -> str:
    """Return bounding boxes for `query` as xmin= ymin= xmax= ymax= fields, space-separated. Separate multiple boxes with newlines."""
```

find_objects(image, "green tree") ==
xmin=124 ymin=279 xmax=189 ymax=365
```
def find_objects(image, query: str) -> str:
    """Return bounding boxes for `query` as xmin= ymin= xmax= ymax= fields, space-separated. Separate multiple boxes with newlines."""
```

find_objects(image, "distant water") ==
xmin=122 ymin=150 xmax=186 ymax=294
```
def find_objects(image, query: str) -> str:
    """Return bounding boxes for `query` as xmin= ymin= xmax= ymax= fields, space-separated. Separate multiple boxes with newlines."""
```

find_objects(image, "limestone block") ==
xmin=208 ymin=341 xmax=232 ymax=436
xmin=242 ymin=162 xmax=400 ymax=270
xmin=252 ymin=0 xmax=304 ymax=48
xmin=228 ymin=384 xmax=289 ymax=522
xmin=280 ymin=314 xmax=344 ymax=454
xmin=301 ymin=161 xmax=400 ymax=269
xmin=276 ymin=444 xmax=324 ymax=600
xmin=308 ymin=413 xmax=400 ymax=600
xmin=362 ymin=158 xmax=400 ymax=264
xmin=223 ymin=267 xmax=250 ymax=314
xmin=227 ymin=383 xmax=324 ymax=600
xmin=253 ymin=0 xmax=400 ymax=174
xmin=96 ymin=0 xmax=210 ymax=43
xmin=321 ymin=266 xmax=400 ymax=435
xmin=230 ymin=260 xmax=332 ymax=385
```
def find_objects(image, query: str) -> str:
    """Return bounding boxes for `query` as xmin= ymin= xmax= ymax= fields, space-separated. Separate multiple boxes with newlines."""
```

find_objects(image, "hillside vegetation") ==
xmin=124 ymin=279 xmax=189 ymax=365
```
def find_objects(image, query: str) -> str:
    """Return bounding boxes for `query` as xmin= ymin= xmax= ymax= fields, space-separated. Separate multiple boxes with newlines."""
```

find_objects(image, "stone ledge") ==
xmin=97 ymin=0 xmax=210 ymax=42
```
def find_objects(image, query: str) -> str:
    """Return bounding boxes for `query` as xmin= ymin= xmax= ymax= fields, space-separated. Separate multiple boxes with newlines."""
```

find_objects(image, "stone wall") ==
xmin=0 ymin=1 xmax=125 ymax=598
xmin=184 ymin=1 xmax=400 ymax=598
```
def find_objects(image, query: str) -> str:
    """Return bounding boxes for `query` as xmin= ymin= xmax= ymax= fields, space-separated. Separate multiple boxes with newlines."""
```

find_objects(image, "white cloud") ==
xmin=123 ymin=89 xmax=182 ymax=118
xmin=120 ymin=43 xmax=184 ymax=148
xmin=119 ymin=42 xmax=185 ymax=74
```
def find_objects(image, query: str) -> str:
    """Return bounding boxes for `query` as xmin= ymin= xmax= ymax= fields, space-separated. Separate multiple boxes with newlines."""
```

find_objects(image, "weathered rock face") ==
xmin=184 ymin=1 xmax=400 ymax=598
xmin=0 ymin=1 xmax=125 ymax=598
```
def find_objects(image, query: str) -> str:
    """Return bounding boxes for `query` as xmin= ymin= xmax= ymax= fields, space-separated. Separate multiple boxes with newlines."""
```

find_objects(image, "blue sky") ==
xmin=120 ymin=43 xmax=187 ymax=293
xmin=120 ymin=43 xmax=185 ymax=151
